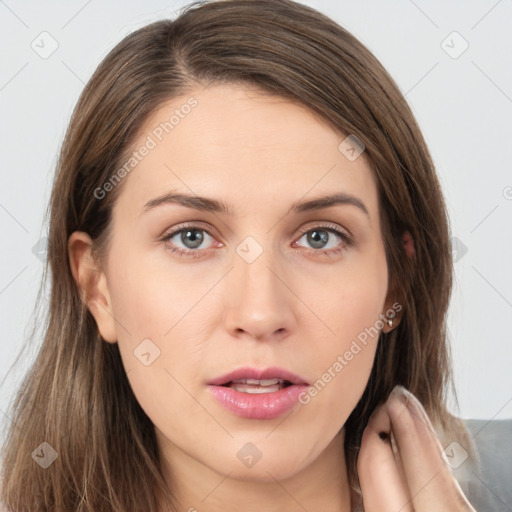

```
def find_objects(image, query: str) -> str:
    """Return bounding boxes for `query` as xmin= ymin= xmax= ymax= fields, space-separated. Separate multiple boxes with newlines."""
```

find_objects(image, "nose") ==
xmin=223 ymin=242 xmax=295 ymax=342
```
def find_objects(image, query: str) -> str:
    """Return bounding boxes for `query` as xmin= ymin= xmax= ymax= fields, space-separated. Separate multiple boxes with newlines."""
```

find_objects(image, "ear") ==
xmin=401 ymin=229 xmax=415 ymax=258
xmin=381 ymin=230 xmax=415 ymax=333
xmin=68 ymin=231 xmax=118 ymax=343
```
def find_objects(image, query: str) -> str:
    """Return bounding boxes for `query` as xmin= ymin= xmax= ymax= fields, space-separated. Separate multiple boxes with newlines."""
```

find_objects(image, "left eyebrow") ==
xmin=141 ymin=190 xmax=370 ymax=219
xmin=290 ymin=192 xmax=370 ymax=218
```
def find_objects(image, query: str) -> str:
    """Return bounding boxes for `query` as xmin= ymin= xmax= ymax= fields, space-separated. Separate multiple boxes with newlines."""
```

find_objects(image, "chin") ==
xmin=224 ymin=460 xmax=307 ymax=483
xmin=206 ymin=442 xmax=312 ymax=483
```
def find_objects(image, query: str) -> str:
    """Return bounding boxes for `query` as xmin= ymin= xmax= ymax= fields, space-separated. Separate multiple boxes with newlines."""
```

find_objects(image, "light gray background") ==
xmin=0 ymin=0 xmax=511 ymax=423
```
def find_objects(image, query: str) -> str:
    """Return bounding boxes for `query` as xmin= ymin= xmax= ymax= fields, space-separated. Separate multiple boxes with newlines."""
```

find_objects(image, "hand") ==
xmin=357 ymin=385 xmax=477 ymax=511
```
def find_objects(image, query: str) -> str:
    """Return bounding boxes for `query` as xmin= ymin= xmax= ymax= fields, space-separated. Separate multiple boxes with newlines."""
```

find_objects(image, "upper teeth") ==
xmin=227 ymin=378 xmax=288 ymax=394
xmin=231 ymin=378 xmax=284 ymax=386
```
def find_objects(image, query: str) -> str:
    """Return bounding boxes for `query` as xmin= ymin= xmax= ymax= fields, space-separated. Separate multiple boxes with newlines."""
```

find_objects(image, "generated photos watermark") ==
xmin=298 ymin=301 xmax=402 ymax=405
xmin=93 ymin=97 xmax=198 ymax=200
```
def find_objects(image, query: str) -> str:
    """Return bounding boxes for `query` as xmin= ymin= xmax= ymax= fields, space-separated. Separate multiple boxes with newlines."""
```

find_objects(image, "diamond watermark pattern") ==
xmin=338 ymin=134 xmax=365 ymax=161
xmin=237 ymin=442 xmax=263 ymax=468
xmin=442 ymin=441 xmax=468 ymax=469
xmin=441 ymin=31 xmax=469 ymax=59
xmin=31 ymin=31 xmax=59 ymax=59
xmin=31 ymin=442 xmax=58 ymax=469
xmin=31 ymin=236 xmax=48 ymax=262
xmin=236 ymin=236 xmax=263 ymax=264
xmin=133 ymin=338 xmax=161 ymax=366
xmin=451 ymin=236 xmax=468 ymax=263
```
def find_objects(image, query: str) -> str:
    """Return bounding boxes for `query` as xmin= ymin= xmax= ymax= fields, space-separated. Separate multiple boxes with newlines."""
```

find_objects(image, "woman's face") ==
xmin=85 ymin=83 xmax=395 ymax=484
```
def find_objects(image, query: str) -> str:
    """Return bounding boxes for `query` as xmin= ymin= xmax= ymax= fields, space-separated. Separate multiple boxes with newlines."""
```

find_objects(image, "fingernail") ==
xmin=390 ymin=385 xmax=436 ymax=433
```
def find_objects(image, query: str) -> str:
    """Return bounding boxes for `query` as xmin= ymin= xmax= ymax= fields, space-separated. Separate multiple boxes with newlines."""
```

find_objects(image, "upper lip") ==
xmin=208 ymin=366 xmax=309 ymax=386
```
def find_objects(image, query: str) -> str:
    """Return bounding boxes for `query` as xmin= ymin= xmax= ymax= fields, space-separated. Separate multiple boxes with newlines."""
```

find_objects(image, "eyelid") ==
xmin=295 ymin=221 xmax=351 ymax=239
xmin=162 ymin=221 xmax=221 ymax=241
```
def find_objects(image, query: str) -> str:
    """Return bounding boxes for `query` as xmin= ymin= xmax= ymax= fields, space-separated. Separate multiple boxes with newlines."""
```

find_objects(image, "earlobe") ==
xmin=382 ymin=306 xmax=400 ymax=334
xmin=68 ymin=231 xmax=118 ymax=343
xmin=382 ymin=292 xmax=404 ymax=334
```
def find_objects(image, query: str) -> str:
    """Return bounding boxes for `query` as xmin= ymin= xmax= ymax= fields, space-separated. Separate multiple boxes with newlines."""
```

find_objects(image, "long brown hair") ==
xmin=0 ymin=0 xmax=475 ymax=510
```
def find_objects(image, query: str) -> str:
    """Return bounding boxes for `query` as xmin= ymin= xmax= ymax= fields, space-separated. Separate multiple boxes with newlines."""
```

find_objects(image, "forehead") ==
xmin=114 ymin=83 xmax=379 ymax=222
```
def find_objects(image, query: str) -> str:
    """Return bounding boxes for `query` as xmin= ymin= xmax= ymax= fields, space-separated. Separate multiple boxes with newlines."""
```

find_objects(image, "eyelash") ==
xmin=161 ymin=222 xmax=353 ymax=259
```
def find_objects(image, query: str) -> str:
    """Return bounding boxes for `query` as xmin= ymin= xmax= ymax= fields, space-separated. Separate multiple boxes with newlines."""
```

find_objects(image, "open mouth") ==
xmin=221 ymin=378 xmax=293 ymax=394
xmin=208 ymin=367 xmax=310 ymax=419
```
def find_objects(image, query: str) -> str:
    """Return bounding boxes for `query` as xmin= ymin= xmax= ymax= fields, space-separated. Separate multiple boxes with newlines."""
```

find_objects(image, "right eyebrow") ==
xmin=142 ymin=191 xmax=238 ymax=216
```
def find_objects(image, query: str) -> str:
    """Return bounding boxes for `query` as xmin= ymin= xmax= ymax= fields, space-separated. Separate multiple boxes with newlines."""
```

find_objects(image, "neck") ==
xmin=156 ymin=429 xmax=355 ymax=512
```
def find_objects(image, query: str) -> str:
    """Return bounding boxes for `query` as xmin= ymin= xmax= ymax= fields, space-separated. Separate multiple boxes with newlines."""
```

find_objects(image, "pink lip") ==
xmin=207 ymin=366 xmax=309 ymax=386
xmin=207 ymin=366 xmax=309 ymax=420
xmin=208 ymin=384 xmax=309 ymax=419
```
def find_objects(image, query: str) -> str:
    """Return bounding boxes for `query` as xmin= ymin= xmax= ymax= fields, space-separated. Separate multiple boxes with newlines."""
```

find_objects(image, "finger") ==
xmin=389 ymin=427 xmax=408 ymax=495
xmin=357 ymin=403 xmax=414 ymax=512
xmin=387 ymin=386 xmax=476 ymax=511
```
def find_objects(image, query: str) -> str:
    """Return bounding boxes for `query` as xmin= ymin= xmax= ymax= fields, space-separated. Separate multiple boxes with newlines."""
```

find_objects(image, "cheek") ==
xmin=106 ymin=244 xmax=216 ymax=343
xmin=306 ymin=250 xmax=387 ymax=351
xmin=106 ymin=241 xmax=214 ymax=368
xmin=302 ymin=257 xmax=387 ymax=412
xmin=316 ymin=289 xmax=382 ymax=393
xmin=108 ymin=262 xmax=207 ymax=433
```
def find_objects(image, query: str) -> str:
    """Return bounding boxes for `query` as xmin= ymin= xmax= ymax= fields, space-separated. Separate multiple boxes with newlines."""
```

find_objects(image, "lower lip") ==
xmin=208 ymin=384 xmax=309 ymax=419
